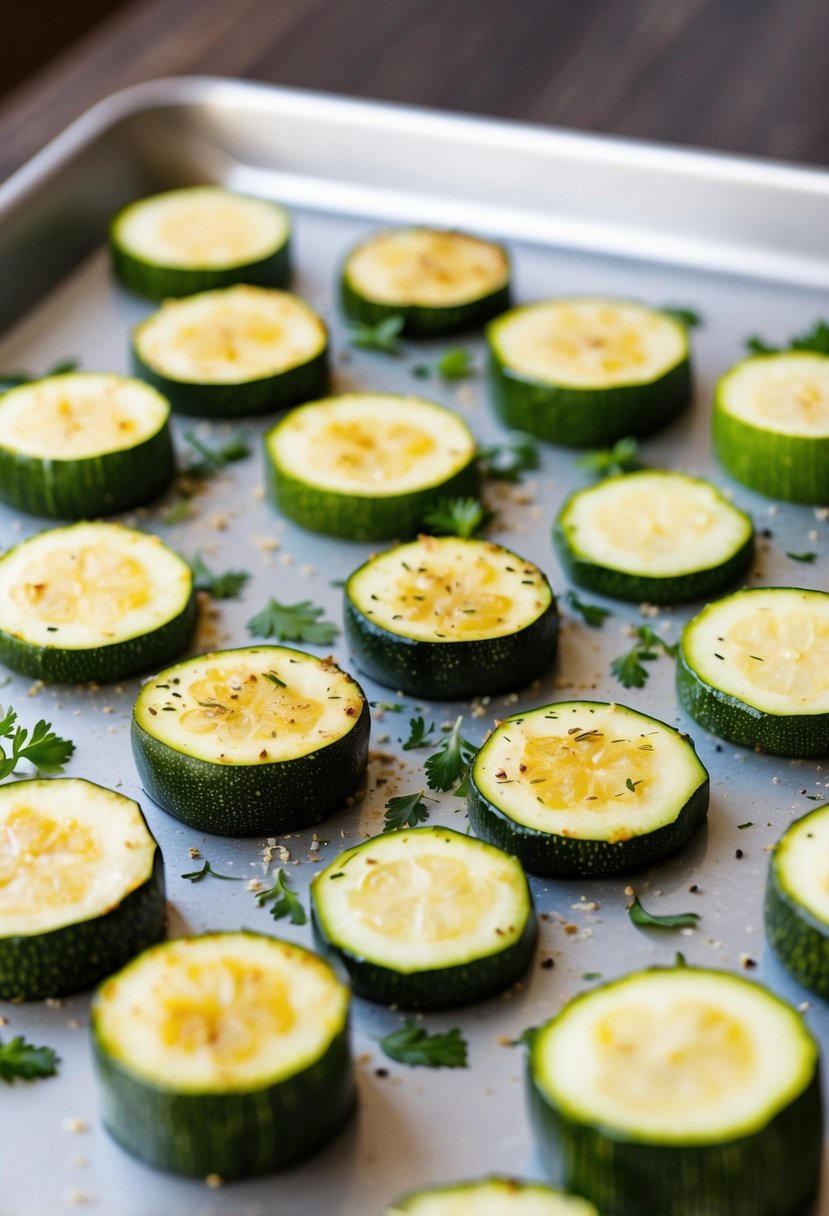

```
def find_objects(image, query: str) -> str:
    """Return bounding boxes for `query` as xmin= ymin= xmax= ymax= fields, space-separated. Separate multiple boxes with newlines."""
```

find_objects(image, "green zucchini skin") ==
xmin=529 ymin=1062 xmax=822 ymax=1216
xmin=0 ymin=594 xmax=196 ymax=685
xmin=488 ymin=347 xmax=691 ymax=448
xmin=131 ymin=345 xmax=329 ymax=419
xmin=467 ymin=769 xmax=709 ymax=879
xmin=675 ymin=648 xmax=829 ymax=759
xmin=265 ymin=443 xmax=480 ymax=542
xmin=0 ymin=848 xmax=165 ymax=1002
xmin=343 ymin=595 xmax=558 ymax=700
xmin=340 ymin=274 xmax=511 ymax=336
xmin=765 ymin=805 xmax=829 ymax=998
xmin=111 ymin=239 xmax=291 ymax=302
xmin=0 ymin=425 xmax=175 ymax=519
xmin=131 ymin=698 xmax=370 ymax=836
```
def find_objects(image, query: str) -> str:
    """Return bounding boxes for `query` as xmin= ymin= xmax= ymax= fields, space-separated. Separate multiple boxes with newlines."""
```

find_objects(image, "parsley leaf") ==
xmin=436 ymin=348 xmax=474 ymax=379
xmin=183 ymin=429 xmax=250 ymax=477
xmin=745 ymin=336 xmax=778 ymax=355
xmin=256 ymin=867 xmax=307 ymax=925
xmin=0 ymin=356 xmax=81 ymax=394
xmin=509 ymin=1025 xmax=540 ymax=1049
xmin=424 ymin=715 xmax=477 ymax=792
xmin=180 ymin=860 xmax=242 ymax=883
xmin=477 ymin=432 xmax=540 ymax=483
xmin=402 ymin=716 xmax=437 ymax=751
xmin=746 ymin=319 xmax=829 ymax=357
xmin=661 ymin=306 xmax=702 ymax=328
xmin=160 ymin=496 xmax=195 ymax=525
xmin=383 ymin=791 xmax=433 ymax=831
xmin=349 ymin=315 xmax=405 ymax=354
xmin=422 ymin=496 xmax=492 ymax=539
xmin=628 ymin=896 xmax=700 ymax=930
xmin=578 ymin=436 xmax=641 ymax=478
xmin=379 ymin=1020 xmax=468 ymax=1068
xmin=190 ymin=551 xmax=250 ymax=599
xmin=0 ymin=706 xmax=74 ymax=781
xmin=610 ymin=625 xmax=677 ymax=690
xmin=0 ymin=1036 xmax=59 ymax=1083
xmin=247 ymin=598 xmax=339 ymax=645
xmin=565 ymin=590 xmax=612 ymax=628
xmin=786 ymin=551 xmax=817 ymax=563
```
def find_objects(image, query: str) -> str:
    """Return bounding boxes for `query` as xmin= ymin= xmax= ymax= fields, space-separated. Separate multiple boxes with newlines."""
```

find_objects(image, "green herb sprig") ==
xmin=424 ymin=716 xmax=477 ymax=793
xmin=421 ymin=497 xmax=492 ymax=539
xmin=247 ymin=598 xmax=339 ymax=645
xmin=349 ymin=315 xmax=405 ymax=354
xmin=190 ymin=552 xmax=250 ymax=599
xmin=565 ymin=590 xmax=612 ymax=628
xmin=379 ymin=1020 xmax=468 ymax=1068
xmin=0 ymin=1036 xmax=59 ymax=1083
xmin=628 ymin=895 xmax=699 ymax=930
xmin=383 ymin=791 xmax=433 ymax=831
xmin=578 ymin=437 xmax=641 ymax=479
xmin=0 ymin=707 xmax=74 ymax=782
xmin=256 ymin=868 xmax=307 ymax=925
xmin=610 ymin=626 xmax=677 ymax=690
xmin=477 ymin=432 xmax=540 ymax=483
xmin=180 ymin=860 xmax=242 ymax=883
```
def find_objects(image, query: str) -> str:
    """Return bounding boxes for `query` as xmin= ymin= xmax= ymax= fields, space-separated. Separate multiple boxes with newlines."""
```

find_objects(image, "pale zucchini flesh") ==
xmin=344 ymin=228 xmax=509 ymax=309
xmin=717 ymin=353 xmax=829 ymax=438
xmin=772 ymin=803 xmax=829 ymax=927
xmin=385 ymin=1178 xmax=599 ymax=1216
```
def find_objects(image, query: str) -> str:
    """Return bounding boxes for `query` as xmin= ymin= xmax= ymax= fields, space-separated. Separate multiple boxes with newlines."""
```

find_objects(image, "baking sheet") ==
xmin=0 ymin=80 xmax=828 ymax=1216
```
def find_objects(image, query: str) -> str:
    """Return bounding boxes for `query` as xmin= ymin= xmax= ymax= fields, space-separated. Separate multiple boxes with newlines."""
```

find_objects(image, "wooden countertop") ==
xmin=2 ymin=0 xmax=829 ymax=184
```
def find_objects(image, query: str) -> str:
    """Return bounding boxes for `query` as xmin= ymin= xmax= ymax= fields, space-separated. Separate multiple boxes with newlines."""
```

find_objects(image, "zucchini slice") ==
xmin=529 ymin=967 xmax=822 ymax=1216
xmin=264 ymin=392 xmax=479 ymax=541
xmin=384 ymin=1177 xmax=598 ymax=1215
xmin=766 ymin=803 xmax=829 ymax=998
xmin=91 ymin=932 xmax=354 ymax=1178
xmin=344 ymin=536 xmax=558 ymax=699
xmin=132 ymin=646 xmax=369 ymax=836
xmin=0 ymin=373 xmax=174 ymax=519
xmin=311 ymin=826 xmax=536 ymax=1009
xmin=553 ymin=470 xmax=754 ymax=603
xmin=132 ymin=285 xmax=328 ymax=417
xmin=110 ymin=186 xmax=291 ymax=299
xmin=341 ymin=227 xmax=510 ymax=335
xmin=677 ymin=587 xmax=829 ymax=757
xmin=468 ymin=701 xmax=709 ymax=877
xmin=0 ymin=522 xmax=195 ymax=683
xmin=713 ymin=352 xmax=829 ymax=503
xmin=0 ymin=778 xmax=165 ymax=1000
xmin=487 ymin=298 xmax=691 ymax=447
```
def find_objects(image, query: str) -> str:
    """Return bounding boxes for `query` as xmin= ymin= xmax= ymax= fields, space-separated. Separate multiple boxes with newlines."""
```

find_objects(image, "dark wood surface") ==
xmin=3 ymin=0 xmax=829 ymax=183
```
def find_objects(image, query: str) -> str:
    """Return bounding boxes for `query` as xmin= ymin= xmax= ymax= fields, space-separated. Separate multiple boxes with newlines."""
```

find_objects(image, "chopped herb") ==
xmin=581 ymin=972 xmax=602 ymax=981
xmin=379 ymin=1020 xmax=468 ymax=1068
xmin=437 ymin=348 xmax=474 ymax=379
xmin=661 ymin=306 xmax=702 ymax=328
xmin=625 ymin=777 xmax=643 ymax=792
xmin=180 ymin=860 xmax=242 ymax=883
xmin=577 ymin=436 xmax=641 ymax=478
xmin=0 ymin=706 xmax=74 ymax=782
xmin=565 ymin=590 xmax=612 ymax=627
xmin=737 ymin=821 xmax=753 ymax=830
xmin=746 ymin=319 xmax=829 ymax=357
xmin=160 ymin=497 xmax=195 ymax=525
xmin=256 ymin=868 xmax=307 ymax=925
xmin=425 ymin=715 xmax=477 ymax=792
xmin=786 ymin=551 xmax=817 ymax=563
xmin=610 ymin=625 xmax=677 ymax=690
xmin=674 ymin=951 xmax=688 ymax=967
xmin=262 ymin=672 xmax=287 ymax=689
xmin=422 ymin=496 xmax=492 ymax=539
xmin=0 ymin=1036 xmax=59 ymax=1083
xmin=402 ymin=715 xmax=437 ymax=751
xmin=190 ymin=551 xmax=250 ymax=599
xmin=247 ymin=597 xmax=339 ymax=645
xmin=370 ymin=701 xmax=404 ymax=713
xmin=477 ymin=431 xmax=540 ymax=483
xmin=383 ymin=791 xmax=433 ymax=831
xmin=183 ymin=429 xmax=250 ymax=477
xmin=628 ymin=895 xmax=700 ymax=930
xmin=348 ymin=314 xmax=405 ymax=354
xmin=510 ymin=1025 xmax=540 ymax=1048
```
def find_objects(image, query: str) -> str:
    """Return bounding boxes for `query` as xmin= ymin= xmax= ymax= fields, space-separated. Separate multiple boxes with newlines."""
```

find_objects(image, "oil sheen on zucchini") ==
xmin=554 ymin=470 xmax=754 ymax=603
xmin=677 ymin=587 xmax=829 ymax=757
xmin=0 ymin=778 xmax=165 ymax=1001
xmin=91 ymin=932 xmax=354 ymax=1178
xmin=713 ymin=352 xmax=829 ymax=503
xmin=110 ymin=186 xmax=291 ymax=299
xmin=264 ymin=393 xmax=479 ymax=541
xmin=0 ymin=522 xmax=195 ymax=683
xmin=529 ymin=966 xmax=822 ymax=1216
xmin=384 ymin=1177 xmax=599 ymax=1215
xmin=132 ymin=285 xmax=328 ymax=416
xmin=766 ymin=802 xmax=829 ymax=998
xmin=344 ymin=535 xmax=558 ymax=698
xmin=311 ymin=827 xmax=536 ymax=1009
xmin=468 ymin=701 xmax=709 ymax=877
xmin=487 ymin=298 xmax=691 ymax=446
xmin=341 ymin=227 xmax=510 ymax=334
xmin=132 ymin=646 xmax=370 ymax=836
xmin=0 ymin=373 xmax=175 ymax=518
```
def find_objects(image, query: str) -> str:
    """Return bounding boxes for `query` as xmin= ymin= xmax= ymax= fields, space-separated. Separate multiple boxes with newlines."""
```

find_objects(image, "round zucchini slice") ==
xmin=528 ymin=967 xmax=823 ymax=1216
xmin=132 ymin=646 xmax=369 ymax=836
xmin=110 ymin=186 xmax=291 ymax=299
xmin=0 ymin=522 xmax=195 ymax=683
xmin=766 ymin=803 xmax=829 ymax=998
xmin=264 ymin=392 xmax=479 ymax=541
xmin=340 ymin=227 xmax=510 ymax=335
xmin=553 ymin=470 xmax=754 ymax=603
xmin=384 ymin=1177 xmax=598 ymax=1215
xmin=91 ymin=932 xmax=354 ymax=1178
xmin=713 ymin=352 xmax=829 ymax=503
xmin=132 ymin=285 xmax=329 ymax=417
xmin=0 ymin=778 xmax=165 ymax=1001
xmin=344 ymin=536 xmax=558 ymax=698
xmin=0 ymin=373 xmax=174 ymax=518
xmin=487 ymin=298 xmax=691 ymax=447
xmin=677 ymin=587 xmax=829 ymax=757
xmin=468 ymin=701 xmax=709 ymax=877
xmin=311 ymin=826 xmax=536 ymax=1009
